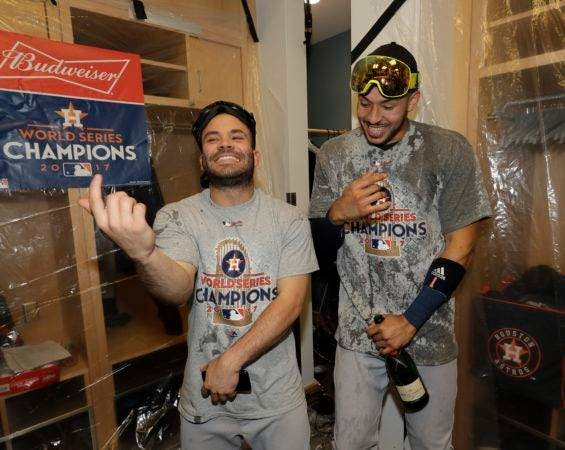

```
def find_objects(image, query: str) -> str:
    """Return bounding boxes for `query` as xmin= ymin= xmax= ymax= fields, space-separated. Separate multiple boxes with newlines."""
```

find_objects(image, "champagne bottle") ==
xmin=374 ymin=314 xmax=429 ymax=412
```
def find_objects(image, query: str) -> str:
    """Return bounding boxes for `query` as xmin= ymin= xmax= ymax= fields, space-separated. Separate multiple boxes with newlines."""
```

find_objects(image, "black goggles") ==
xmin=192 ymin=100 xmax=256 ymax=149
xmin=351 ymin=55 xmax=419 ymax=98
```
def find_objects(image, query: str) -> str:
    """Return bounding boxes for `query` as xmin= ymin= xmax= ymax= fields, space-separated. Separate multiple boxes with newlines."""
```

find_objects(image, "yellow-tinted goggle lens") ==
xmin=351 ymin=56 xmax=417 ymax=98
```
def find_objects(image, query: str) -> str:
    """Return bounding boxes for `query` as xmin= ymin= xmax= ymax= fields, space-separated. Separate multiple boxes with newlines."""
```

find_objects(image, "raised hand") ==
xmin=327 ymin=171 xmax=391 ymax=225
xmin=78 ymin=174 xmax=156 ymax=263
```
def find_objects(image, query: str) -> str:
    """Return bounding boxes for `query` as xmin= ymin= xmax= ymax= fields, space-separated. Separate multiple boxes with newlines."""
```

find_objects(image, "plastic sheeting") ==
xmin=468 ymin=2 xmax=565 ymax=448
xmin=0 ymin=1 xmax=263 ymax=448
xmin=310 ymin=1 xmax=565 ymax=450
xmin=0 ymin=1 xmax=563 ymax=450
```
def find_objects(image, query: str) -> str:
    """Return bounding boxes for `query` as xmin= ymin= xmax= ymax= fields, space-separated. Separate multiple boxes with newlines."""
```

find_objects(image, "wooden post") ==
xmin=68 ymin=189 xmax=117 ymax=449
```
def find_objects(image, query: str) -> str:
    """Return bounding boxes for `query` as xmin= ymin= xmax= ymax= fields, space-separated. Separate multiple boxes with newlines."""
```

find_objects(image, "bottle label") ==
xmin=396 ymin=378 xmax=425 ymax=402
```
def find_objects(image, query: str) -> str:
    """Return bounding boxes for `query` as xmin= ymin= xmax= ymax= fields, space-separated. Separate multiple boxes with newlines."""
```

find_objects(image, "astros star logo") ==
xmin=228 ymin=255 xmax=242 ymax=272
xmin=55 ymin=102 xmax=88 ymax=128
xmin=500 ymin=339 xmax=528 ymax=364
xmin=488 ymin=327 xmax=541 ymax=379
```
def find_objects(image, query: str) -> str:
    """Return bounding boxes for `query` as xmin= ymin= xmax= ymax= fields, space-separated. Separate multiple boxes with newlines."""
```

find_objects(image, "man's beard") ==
xmin=202 ymin=152 xmax=255 ymax=188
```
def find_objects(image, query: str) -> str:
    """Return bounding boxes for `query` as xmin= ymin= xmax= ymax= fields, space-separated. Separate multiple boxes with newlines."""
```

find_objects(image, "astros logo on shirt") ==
xmin=194 ymin=239 xmax=278 ymax=327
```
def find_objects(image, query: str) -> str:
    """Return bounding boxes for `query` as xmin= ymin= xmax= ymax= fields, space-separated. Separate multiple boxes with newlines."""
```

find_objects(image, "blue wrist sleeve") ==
xmin=403 ymin=286 xmax=447 ymax=329
xmin=404 ymin=258 xmax=466 ymax=329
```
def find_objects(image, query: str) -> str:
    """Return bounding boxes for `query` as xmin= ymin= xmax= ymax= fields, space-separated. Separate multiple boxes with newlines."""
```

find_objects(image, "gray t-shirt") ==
xmin=154 ymin=188 xmax=318 ymax=423
xmin=309 ymin=121 xmax=491 ymax=365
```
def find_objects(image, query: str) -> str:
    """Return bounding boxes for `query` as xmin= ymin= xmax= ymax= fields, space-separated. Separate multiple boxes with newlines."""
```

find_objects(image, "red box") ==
xmin=0 ymin=361 xmax=60 ymax=396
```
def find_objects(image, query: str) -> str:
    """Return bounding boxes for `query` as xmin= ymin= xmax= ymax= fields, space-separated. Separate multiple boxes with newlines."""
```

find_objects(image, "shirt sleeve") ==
xmin=278 ymin=212 xmax=319 ymax=279
xmin=438 ymin=136 xmax=492 ymax=234
xmin=153 ymin=204 xmax=200 ymax=268
xmin=309 ymin=148 xmax=338 ymax=219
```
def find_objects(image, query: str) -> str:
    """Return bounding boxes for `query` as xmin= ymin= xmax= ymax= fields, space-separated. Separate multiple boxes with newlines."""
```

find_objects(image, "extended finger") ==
xmin=88 ymin=175 xmax=108 ymax=226
xmin=211 ymin=393 xmax=220 ymax=405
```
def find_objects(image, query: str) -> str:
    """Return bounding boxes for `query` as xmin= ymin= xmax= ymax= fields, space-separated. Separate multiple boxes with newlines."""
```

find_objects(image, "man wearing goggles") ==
xmin=309 ymin=42 xmax=491 ymax=449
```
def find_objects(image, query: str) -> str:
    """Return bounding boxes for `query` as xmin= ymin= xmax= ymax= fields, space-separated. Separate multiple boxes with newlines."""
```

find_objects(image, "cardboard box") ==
xmin=0 ymin=359 xmax=60 ymax=396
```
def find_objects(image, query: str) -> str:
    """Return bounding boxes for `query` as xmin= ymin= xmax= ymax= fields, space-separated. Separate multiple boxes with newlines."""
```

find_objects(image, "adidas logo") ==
xmin=431 ymin=267 xmax=446 ymax=280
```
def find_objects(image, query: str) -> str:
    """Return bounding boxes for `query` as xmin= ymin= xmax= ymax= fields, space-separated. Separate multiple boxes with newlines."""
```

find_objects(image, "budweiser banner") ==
xmin=0 ymin=31 xmax=150 ymax=189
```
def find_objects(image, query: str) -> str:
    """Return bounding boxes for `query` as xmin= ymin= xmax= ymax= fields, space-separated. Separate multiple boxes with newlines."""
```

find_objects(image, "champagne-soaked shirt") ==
xmin=309 ymin=121 xmax=491 ymax=365
xmin=154 ymin=189 xmax=318 ymax=423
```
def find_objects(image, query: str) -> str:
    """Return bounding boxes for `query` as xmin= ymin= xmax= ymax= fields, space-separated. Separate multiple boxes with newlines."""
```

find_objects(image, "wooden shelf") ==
xmin=106 ymin=278 xmax=188 ymax=365
xmin=488 ymin=1 xmax=565 ymax=28
xmin=60 ymin=352 xmax=88 ymax=382
xmin=483 ymin=5 xmax=563 ymax=68
xmin=113 ymin=343 xmax=187 ymax=398
xmin=479 ymin=48 xmax=565 ymax=78
xmin=4 ymin=377 xmax=87 ymax=435
xmin=8 ymin=411 xmax=93 ymax=449
xmin=108 ymin=324 xmax=186 ymax=366
xmin=144 ymin=95 xmax=191 ymax=108
xmin=141 ymin=59 xmax=187 ymax=72
xmin=71 ymin=8 xmax=187 ymax=65
xmin=0 ymin=355 xmax=88 ymax=403
xmin=142 ymin=64 xmax=189 ymax=99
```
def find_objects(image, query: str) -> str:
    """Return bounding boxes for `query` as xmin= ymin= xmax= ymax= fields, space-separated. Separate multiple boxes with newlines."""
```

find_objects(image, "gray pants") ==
xmin=180 ymin=402 xmax=310 ymax=450
xmin=334 ymin=345 xmax=457 ymax=450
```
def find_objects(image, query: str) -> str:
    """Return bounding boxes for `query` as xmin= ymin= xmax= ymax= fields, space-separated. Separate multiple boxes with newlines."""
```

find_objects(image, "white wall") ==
xmin=255 ymin=0 xmax=315 ymax=387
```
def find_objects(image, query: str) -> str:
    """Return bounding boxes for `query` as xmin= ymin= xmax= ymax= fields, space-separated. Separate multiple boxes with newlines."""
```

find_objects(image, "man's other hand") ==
xmin=366 ymin=314 xmax=417 ymax=355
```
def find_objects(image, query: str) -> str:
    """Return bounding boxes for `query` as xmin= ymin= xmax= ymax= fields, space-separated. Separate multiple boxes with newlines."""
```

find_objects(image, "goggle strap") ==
xmin=409 ymin=73 xmax=419 ymax=89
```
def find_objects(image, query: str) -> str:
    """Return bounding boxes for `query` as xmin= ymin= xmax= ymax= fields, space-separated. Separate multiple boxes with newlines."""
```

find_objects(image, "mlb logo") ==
xmin=221 ymin=308 xmax=245 ymax=321
xmin=371 ymin=238 xmax=390 ymax=251
xmin=214 ymin=307 xmax=252 ymax=327
xmin=63 ymin=162 xmax=92 ymax=177
xmin=367 ymin=237 xmax=400 ymax=257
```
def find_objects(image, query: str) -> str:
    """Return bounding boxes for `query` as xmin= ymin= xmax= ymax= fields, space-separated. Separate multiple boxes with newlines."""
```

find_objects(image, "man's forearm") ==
xmin=135 ymin=248 xmax=195 ymax=305
xmin=440 ymin=230 xmax=477 ymax=267
xmin=403 ymin=223 xmax=479 ymax=329
xmin=221 ymin=277 xmax=308 ymax=369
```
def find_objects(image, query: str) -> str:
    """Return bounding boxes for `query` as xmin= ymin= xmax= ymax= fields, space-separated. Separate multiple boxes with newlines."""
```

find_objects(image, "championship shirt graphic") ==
xmin=194 ymin=239 xmax=278 ymax=327
xmin=0 ymin=30 xmax=150 ymax=189
xmin=344 ymin=179 xmax=427 ymax=258
xmin=488 ymin=327 xmax=542 ymax=379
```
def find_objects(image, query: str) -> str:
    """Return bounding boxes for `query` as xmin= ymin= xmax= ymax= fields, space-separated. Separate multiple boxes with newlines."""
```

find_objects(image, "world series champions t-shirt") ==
xmin=309 ymin=121 xmax=491 ymax=365
xmin=154 ymin=188 xmax=318 ymax=422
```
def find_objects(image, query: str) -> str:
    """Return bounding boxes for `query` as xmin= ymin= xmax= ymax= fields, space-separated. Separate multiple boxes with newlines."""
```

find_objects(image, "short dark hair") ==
xmin=192 ymin=100 xmax=256 ymax=150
